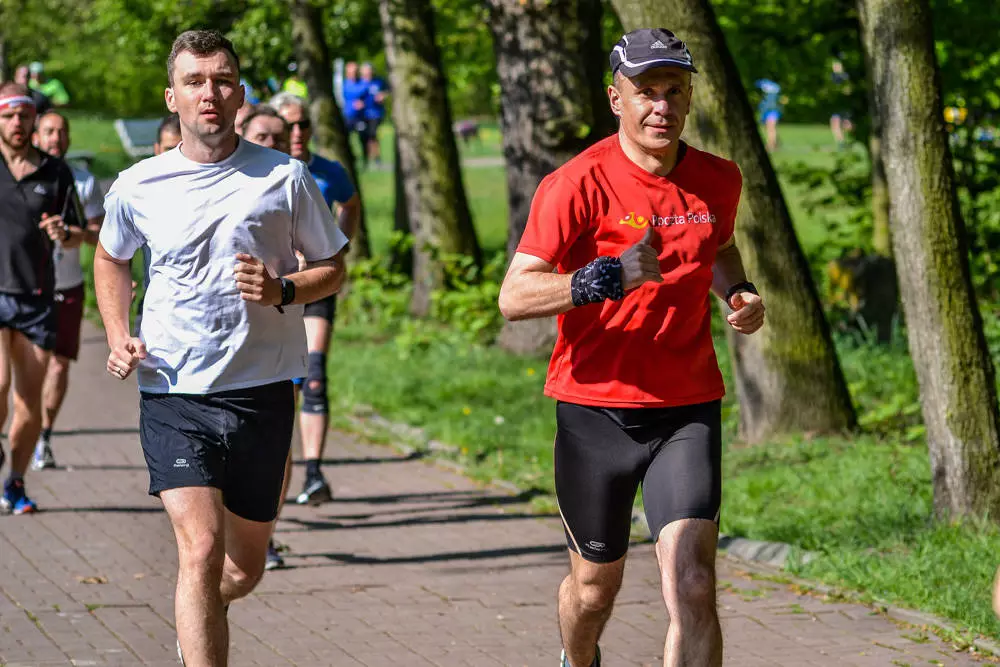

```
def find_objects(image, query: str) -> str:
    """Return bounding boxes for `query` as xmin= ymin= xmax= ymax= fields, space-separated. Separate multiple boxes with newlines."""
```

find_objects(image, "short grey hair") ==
xmin=268 ymin=92 xmax=307 ymax=114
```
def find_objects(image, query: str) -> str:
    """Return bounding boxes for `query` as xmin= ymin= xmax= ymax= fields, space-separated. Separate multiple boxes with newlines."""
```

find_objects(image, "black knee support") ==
xmin=300 ymin=352 xmax=328 ymax=414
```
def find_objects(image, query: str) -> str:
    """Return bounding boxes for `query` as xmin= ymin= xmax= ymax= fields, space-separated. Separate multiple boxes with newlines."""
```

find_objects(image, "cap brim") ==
xmin=618 ymin=61 xmax=698 ymax=77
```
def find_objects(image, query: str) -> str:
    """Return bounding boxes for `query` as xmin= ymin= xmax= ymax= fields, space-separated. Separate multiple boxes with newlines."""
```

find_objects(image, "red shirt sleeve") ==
xmin=716 ymin=164 xmax=743 ymax=246
xmin=516 ymin=172 xmax=590 ymax=266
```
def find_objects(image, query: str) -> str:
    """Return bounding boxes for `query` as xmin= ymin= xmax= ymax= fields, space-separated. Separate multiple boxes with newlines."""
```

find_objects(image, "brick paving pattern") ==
xmin=0 ymin=323 xmax=991 ymax=665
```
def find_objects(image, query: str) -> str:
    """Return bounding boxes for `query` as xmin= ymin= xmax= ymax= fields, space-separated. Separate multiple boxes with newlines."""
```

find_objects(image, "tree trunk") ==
xmin=611 ymin=0 xmax=857 ymax=441
xmin=859 ymin=29 xmax=892 ymax=256
xmin=288 ymin=0 xmax=370 ymax=260
xmin=860 ymin=0 xmax=1000 ymax=518
xmin=488 ymin=0 xmax=616 ymax=355
xmin=379 ymin=0 xmax=482 ymax=317
xmin=391 ymin=134 xmax=413 ymax=276
xmin=0 ymin=30 xmax=8 ymax=83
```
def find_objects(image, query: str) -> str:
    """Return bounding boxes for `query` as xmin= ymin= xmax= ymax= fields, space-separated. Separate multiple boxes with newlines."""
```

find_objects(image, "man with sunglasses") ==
xmin=270 ymin=92 xmax=360 ymax=510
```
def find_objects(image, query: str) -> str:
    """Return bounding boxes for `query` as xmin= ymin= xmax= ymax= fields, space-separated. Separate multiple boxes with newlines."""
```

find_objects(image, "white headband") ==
xmin=0 ymin=95 xmax=36 ymax=111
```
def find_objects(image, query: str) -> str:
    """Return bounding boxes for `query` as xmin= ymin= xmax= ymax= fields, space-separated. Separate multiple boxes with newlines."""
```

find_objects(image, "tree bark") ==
xmin=611 ymin=0 xmax=857 ymax=441
xmin=488 ymin=0 xmax=616 ymax=355
xmin=859 ymin=27 xmax=892 ymax=256
xmin=288 ymin=0 xmax=370 ymax=260
xmin=860 ymin=0 xmax=1000 ymax=518
xmin=0 ymin=30 xmax=8 ymax=83
xmin=391 ymin=134 xmax=413 ymax=276
xmin=379 ymin=0 xmax=482 ymax=317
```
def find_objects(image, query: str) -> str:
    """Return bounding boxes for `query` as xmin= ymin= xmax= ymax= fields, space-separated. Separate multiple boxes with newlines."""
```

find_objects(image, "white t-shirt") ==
xmin=100 ymin=139 xmax=348 ymax=394
xmin=54 ymin=164 xmax=105 ymax=291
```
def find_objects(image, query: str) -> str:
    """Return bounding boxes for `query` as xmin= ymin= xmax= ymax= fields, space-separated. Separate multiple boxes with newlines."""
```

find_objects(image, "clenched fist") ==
xmin=107 ymin=336 xmax=146 ymax=381
xmin=620 ymin=227 xmax=664 ymax=290
xmin=233 ymin=253 xmax=281 ymax=306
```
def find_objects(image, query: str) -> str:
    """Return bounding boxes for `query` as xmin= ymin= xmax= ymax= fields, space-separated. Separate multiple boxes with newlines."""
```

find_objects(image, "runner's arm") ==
xmin=280 ymin=250 xmax=347 ymax=305
xmin=94 ymin=243 xmax=134 ymax=345
xmin=711 ymin=235 xmax=749 ymax=303
xmin=336 ymin=193 xmax=361 ymax=241
xmin=498 ymin=252 xmax=575 ymax=321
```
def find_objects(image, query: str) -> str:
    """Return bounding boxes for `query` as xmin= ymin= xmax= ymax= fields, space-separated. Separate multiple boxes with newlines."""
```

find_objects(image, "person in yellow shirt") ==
xmin=281 ymin=62 xmax=308 ymax=99
xmin=28 ymin=62 xmax=69 ymax=107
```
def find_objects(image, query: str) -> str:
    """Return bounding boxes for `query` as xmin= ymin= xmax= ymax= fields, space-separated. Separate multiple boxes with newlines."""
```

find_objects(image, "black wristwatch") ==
xmin=279 ymin=277 xmax=296 ymax=306
xmin=62 ymin=225 xmax=71 ymax=242
xmin=725 ymin=281 xmax=758 ymax=308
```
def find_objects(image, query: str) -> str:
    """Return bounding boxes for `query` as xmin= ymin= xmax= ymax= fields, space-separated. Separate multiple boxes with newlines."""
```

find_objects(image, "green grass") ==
xmin=63 ymin=110 xmax=134 ymax=179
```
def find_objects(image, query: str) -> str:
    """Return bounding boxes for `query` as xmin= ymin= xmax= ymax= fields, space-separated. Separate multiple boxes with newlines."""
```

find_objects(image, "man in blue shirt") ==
xmin=360 ymin=62 xmax=388 ymax=168
xmin=340 ymin=61 xmax=373 ymax=167
xmin=755 ymin=78 xmax=783 ymax=151
xmin=270 ymin=92 xmax=360 ymax=508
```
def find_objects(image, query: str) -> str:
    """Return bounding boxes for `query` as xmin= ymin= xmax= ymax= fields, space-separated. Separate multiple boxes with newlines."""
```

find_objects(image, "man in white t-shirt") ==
xmin=93 ymin=30 xmax=347 ymax=666
xmin=30 ymin=110 xmax=105 ymax=470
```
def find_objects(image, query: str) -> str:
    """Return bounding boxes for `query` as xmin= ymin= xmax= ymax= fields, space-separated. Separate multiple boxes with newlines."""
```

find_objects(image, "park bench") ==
xmin=113 ymin=118 xmax=163 ymax=158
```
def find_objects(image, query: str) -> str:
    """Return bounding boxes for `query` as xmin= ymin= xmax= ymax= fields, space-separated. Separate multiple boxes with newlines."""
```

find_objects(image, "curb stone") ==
xmin=337 ymin=405 xmax=1000 ymax=658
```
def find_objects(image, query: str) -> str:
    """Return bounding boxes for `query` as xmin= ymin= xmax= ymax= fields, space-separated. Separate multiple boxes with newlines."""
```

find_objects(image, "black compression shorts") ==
xmin=303 ymin=294 xmax=337 ymax=322
xmin=554 ymin=400 xmax=722 ymax=563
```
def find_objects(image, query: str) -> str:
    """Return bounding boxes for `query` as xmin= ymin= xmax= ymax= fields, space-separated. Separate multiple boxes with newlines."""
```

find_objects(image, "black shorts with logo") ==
xmin=0 ymin=293 xmax=56 ymax=351
xmin=554 ymin=399 xmax=722 ymax=563
xmin=139 ymin=380 xmax=295 ymax=522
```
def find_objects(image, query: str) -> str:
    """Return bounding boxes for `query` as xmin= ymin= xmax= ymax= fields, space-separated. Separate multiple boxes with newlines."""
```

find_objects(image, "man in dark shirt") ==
xmin=0 ymin=82 xmax=84 ymax=514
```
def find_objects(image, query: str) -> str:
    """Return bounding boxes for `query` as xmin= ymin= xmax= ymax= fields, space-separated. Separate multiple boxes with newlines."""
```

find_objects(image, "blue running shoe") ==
xmin=1 ymin=478 xmax=38 ymax=515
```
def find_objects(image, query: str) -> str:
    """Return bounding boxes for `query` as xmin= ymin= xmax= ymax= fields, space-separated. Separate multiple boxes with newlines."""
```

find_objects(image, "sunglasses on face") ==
xmin=289 ymin=119 xmax=311 ymax=131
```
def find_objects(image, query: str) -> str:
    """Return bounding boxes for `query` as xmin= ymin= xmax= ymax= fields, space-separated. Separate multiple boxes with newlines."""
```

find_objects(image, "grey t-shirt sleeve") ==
xmin=99 ymin=179 xmax=145 ymax=260
xmin=291 ymin=162 xmax=349 ymax=262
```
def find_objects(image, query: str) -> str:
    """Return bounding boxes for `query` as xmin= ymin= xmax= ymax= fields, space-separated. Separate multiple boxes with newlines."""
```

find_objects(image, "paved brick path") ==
xmin=0 ymin=323 xmax=992 ymax=666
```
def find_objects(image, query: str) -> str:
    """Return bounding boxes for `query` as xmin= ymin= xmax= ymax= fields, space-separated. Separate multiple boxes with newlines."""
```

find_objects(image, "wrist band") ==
xmin=62 ymin=226 xmax=71 ymax=242
xmin=571 ymin=256 xmax=625 ymax=307
xmin=725 ymin=280 xmax=758 ymax=307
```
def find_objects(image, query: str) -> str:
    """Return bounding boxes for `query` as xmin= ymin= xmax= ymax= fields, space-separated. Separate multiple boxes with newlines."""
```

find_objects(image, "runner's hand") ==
xmin=727 ymin=291 xmax=766 ymax=334
xmin=234 ymin=253 xmax=281 ymax=306
xmin=107 ymin=337 xmax=146 ymax=381
xmin=620 ymin=227 xmax=663 ymax=290
xmin=39 ymin=213 xmax=67 ymax=242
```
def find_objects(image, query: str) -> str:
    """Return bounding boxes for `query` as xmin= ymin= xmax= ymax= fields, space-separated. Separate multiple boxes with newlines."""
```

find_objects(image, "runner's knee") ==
xmin=573 ymin=577 xmax=620 ymax=615
xmin=300 ymin=352 xmax=327 ymax=414
xmin=662 ymin=559 xmax=715 ymax=611
xmin=223 ymin=560 xmax=264 ymax=598
xmin=177 ymin=532 xmax=225 ymax=576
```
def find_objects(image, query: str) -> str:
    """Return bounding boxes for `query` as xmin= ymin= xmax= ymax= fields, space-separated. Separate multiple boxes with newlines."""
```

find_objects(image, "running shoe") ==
xmin=295 ymin=476 xmax=332 ymax=505
xmin=560 ymin=646 xmax=601 ymax=667
xmin=31 ymin=438 xmax=56 ymax=470
xmin=265 ymin=539 xmax=285 ymax=570
xmin=1 ymin=478 xmax=38 ymax=515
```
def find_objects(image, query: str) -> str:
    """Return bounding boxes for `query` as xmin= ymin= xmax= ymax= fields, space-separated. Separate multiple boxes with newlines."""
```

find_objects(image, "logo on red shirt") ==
xmin=618 ymin=211 xmax=718 ymax=229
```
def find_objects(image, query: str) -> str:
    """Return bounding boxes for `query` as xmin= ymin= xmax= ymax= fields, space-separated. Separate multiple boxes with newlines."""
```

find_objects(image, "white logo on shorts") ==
xmin=174 ymin=458 xmax=189 ymax=468
xmin=586 ymin=540 xmax=607 ymax=552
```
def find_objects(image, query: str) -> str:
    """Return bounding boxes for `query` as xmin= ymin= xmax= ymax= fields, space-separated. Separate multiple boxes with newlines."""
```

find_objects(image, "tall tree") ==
xmin=288 ymin=0 xmax=371 ymax=259
xmin=860 ymin=0 xmax=1000 ymax=517
xmin=488 ymin=0 xmax=616 ymax=354
xmin=610 ymin=0 xmax=857 ymax=441
xmin=379 ymin=0 xmax=482 ymax=316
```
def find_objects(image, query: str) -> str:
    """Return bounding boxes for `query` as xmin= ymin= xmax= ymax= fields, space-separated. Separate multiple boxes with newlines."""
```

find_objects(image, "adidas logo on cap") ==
xmin=650 ymin=40 xmax=667 ymax=49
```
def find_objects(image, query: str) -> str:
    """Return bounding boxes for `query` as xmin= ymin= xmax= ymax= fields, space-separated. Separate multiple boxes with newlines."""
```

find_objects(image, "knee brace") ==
xmin=300 ymin=352 xmax=328 ymax=414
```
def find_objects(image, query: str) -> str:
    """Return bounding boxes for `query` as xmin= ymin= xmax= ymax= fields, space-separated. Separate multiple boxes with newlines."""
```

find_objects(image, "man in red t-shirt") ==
xmin=498 ymin=28 xmax=765 ymax=667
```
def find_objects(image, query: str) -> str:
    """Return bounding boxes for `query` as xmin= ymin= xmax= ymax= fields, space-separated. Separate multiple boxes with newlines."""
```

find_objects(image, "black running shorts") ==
xmin=554 ymin=400 xmax=722 ymax=563
xmin=139 ymin=380 xmax=295 ymax=522
xmin=303 ymin=294 xmax=337 ymax=322
xmin=0 ymin=293 xmax=56 ymax=351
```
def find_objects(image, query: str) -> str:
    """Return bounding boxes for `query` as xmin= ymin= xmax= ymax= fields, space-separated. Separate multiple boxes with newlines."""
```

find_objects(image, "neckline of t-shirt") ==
xmin=175 ymin=136 xmax=246 ymax=169
xmin=611 ymin=135 xmax=692 ymax=186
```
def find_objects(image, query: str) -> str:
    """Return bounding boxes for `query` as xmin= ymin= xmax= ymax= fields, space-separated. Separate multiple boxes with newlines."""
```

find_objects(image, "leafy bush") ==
xmin=340 ymin=235 xmax=506 ymax=351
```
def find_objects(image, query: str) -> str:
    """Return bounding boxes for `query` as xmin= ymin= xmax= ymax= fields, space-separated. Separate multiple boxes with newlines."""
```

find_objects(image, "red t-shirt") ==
xmin=517 ymin=134 xmax=742 ymax=408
